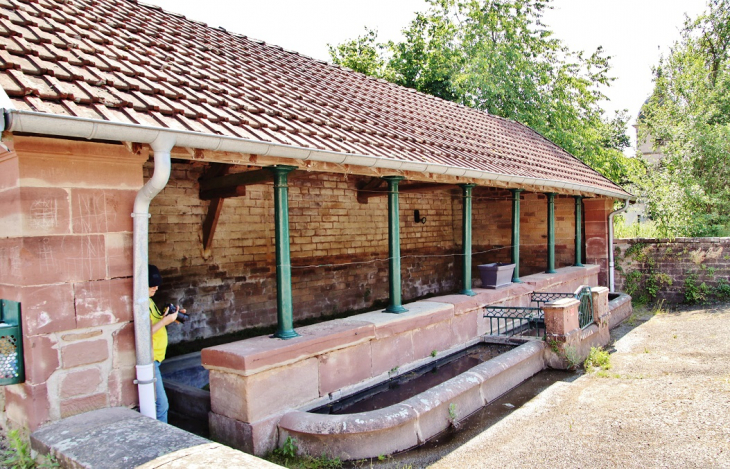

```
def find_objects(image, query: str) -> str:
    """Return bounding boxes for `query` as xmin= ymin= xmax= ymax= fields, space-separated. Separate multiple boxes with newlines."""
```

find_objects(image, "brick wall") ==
xmin=149 ymin=161 xmax=581 ymax=345
xmin=614 ymin=237 xmax=730 ymax=303
xmin=0 ymin=136 xmax=143 ymax=431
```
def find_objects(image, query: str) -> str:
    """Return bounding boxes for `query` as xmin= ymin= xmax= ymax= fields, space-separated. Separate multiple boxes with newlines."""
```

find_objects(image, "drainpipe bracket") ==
xmin=133 ymin=377 xmax=157 ymax=385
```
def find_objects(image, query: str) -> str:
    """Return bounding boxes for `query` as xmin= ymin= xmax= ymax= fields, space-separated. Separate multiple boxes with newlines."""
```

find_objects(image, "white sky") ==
xmin=146 ymin=0 xmax=708 ymax=156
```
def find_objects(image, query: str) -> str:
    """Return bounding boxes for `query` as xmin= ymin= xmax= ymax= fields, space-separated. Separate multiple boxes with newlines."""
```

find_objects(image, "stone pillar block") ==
xmin=591 ymin=286 xmax=610 ymax=326
xmin=543 ymin=298 xmax=580 ymax=336
xmin=583 ymin=198 xmax=613 ymax=286
xmin=21 ymin=284 xmax=76 ymax=335
xmin=209 ymin=357 xmax=319 ymax=423
xmin=371 ymin=331 xmax=414 ymax=377
xmin=318 ymin=341 xmax=372 ymax=396
xmin=6 ymin=383 xmax=50 ymax=430
xmin=412 ymin=319 xmax=454 ymax=360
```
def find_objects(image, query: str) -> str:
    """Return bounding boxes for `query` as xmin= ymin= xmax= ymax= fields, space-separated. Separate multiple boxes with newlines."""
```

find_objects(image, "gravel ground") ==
xmin=430 ymin=304 xmax=730 ymax=469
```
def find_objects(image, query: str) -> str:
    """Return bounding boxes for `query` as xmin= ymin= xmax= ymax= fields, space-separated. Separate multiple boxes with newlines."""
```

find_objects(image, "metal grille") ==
xmin=576 ymin=286 xmax=595 ymax=329
xmin=0 ymin=334 xmax=19 ymax=380
xmin=483 ymin=306 xmax=545 ymax=337
xmin=0 ymin=300 xmax=24 ymax=386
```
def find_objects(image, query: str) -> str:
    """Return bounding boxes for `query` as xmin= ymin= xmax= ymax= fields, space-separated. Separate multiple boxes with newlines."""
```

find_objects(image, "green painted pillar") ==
xmin=384 ymin=176 xmax=407 ymax=313
xmin=268 ymin=165 xmax=300 ymax=339
xmin=459 ymin=184 xmax=477 ymax=296
xmin=574 ymin=195 xmax=584 ymax=267
xmin=511 ymin=189 xmax=523 ymax=283
xmin=546 ymin=192 xmax=556 ymax=274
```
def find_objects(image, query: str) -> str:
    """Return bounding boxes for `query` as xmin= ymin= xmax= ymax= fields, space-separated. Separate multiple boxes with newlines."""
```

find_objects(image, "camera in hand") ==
xmin=165 ymin=304 xmax=190 ymax=324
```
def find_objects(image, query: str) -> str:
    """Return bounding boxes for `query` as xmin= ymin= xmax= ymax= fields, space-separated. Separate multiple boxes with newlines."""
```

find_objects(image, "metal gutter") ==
xmin=5 ymin=110 xmax=634 ymax=200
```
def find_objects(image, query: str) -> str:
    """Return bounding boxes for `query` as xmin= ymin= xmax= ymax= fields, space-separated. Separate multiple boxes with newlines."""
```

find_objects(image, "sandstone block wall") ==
xmin=0 ymin=136 xmax=143 ymax=431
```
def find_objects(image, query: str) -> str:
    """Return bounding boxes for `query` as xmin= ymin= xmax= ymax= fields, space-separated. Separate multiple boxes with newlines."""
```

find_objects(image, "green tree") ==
xmin=329 ymin=0 xmax=637 ymax=184
xmin=328 ymin=28 xmax=394 ymax=80
xmin=638 ymin=0 xmax=730 ymax=236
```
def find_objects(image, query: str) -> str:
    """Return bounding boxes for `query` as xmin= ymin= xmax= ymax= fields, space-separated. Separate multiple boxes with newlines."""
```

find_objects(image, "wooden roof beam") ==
xmin=358 ymin=181 xmax=459 ymax=203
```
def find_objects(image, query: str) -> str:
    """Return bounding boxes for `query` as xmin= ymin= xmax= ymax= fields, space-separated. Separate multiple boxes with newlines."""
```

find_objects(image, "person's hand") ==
xmin=166 ymin=311 xmax=178 ymax=325
xmin=163 ymin=306 xmax=178 ymax=325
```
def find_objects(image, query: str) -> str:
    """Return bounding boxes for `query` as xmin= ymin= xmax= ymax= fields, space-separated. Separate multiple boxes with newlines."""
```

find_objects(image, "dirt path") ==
xmin=431 ymin=305 xmax=730 ymax=469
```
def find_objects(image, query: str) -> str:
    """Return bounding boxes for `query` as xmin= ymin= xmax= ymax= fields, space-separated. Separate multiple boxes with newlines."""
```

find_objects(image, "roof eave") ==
xmin=3 ymin=110 xmax=634 ymax=200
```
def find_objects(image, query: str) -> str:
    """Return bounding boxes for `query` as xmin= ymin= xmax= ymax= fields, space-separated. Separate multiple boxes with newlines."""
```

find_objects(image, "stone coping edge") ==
xmin=30 ymin=407 xmax=282 ymax=468
xmin=278 ymin=340 xmax=545 ymax=461
xmin=202 ymin=266 xmax=598 ymax=377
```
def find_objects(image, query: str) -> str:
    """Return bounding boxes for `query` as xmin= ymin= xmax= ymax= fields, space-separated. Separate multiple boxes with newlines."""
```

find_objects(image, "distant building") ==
xmin=622 ymin=111 xmax=665 ymax=227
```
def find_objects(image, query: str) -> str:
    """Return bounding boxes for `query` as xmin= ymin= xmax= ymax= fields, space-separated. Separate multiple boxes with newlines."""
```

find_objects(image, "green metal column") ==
xmin=574 ymin=195 xmax=584 ymax=267
xmin=511 ymin=189 xmax=523 ymax=283
xmin=384 ymin=176 xmax=407 ymax=313
xmin=459 ymin=184 xmax=476 ymax=296
xmin=268 ymin=165 xmax=300 ymax=339
xmin=546 ymin=192 xmax=556 ymax=274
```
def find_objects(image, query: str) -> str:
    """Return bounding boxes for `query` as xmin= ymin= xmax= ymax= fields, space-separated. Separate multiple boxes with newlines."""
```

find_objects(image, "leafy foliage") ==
xmin=636 ymin=0 xmax=730 ymax=237
xmin=584 ymin=347 xmax=611 ymax=372
xmin=329 ymin=0 xmax=637 ymax=183
xmin=1 ymin=430 xmax=58 ymax=469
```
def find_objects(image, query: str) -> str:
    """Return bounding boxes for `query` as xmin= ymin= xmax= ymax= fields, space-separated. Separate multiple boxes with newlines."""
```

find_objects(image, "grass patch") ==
xmin=584 ymin=347 xmax=611 ymax=372
xmin=266 ymin=436 xmax=342 ymax=469
xmin=1 ymin=429 xmax=58 ymax=468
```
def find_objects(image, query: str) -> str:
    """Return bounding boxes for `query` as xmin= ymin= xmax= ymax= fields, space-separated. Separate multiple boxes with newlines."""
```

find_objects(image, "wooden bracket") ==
xmin=356 ymin=177 xmax=386 ymax=204
xmin=199 ymin=163 xmax=231 ymax=251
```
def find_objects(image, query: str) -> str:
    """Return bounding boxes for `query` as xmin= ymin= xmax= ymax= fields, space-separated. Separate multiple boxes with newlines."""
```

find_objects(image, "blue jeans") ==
xmin=153 ymin=361 xmax=169 ymax=423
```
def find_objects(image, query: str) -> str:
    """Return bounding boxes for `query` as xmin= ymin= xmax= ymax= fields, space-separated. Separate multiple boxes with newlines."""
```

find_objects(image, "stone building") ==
xmin=0 ymin=0 xmax=629 ymax=433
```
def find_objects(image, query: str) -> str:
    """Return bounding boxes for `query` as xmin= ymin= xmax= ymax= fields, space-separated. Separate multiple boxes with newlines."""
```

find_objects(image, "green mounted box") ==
xmin=0 ymin=300 xmax=24 ymax=385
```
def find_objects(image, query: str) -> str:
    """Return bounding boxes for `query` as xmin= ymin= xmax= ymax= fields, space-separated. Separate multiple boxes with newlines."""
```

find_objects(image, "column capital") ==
xmin=266 ymin=164 xmax=298 ymax=174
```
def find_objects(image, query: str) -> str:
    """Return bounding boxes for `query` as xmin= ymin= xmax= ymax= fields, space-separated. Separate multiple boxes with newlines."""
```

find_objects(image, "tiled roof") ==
xmin=0 ymin=0 xmax=628 ymax=196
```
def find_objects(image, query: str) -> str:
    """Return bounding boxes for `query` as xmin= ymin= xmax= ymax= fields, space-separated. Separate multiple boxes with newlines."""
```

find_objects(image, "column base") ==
xmin=459 ymin=289 xmax=477 ymax=297
xmin=384 ymin=305 xmax=408 ymax=314
xmin=274 ymin=329 xmax=301 ymax=340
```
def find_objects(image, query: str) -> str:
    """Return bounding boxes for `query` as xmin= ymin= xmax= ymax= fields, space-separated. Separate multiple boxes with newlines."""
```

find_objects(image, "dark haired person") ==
xmin=148 ymin=264 xmax=186 ymax=423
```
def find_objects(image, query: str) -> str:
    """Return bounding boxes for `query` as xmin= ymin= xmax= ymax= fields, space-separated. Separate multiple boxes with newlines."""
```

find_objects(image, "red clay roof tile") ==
xmin=0 ymin=0 xmax=628 ymax=196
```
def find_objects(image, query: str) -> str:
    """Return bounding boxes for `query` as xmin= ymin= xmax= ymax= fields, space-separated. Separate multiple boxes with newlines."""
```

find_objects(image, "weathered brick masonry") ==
xmin=614 ymin=237 xmax=730 ymax=303
xmin=149 ymin=160 xmax=581 ymax=345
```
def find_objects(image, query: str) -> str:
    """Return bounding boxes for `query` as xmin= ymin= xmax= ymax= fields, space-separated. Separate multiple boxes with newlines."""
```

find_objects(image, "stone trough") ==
xmin=277 ymin=339 xmax=544 ymax=460
xmin=160 ymin=266 xmax=631 ymax=460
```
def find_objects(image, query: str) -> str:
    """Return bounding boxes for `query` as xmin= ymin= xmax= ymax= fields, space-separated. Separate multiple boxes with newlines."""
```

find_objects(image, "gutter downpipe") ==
xmin=608 ymin=198 xmax=631 ymax=292
xmin=133 ymin=134 xmax=176 ymax=419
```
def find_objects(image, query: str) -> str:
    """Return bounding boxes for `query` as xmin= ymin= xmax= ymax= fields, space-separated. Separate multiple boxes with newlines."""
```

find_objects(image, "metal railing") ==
xmin=482 ymin=285 xmax=595 ymax=337
xmin=483 ymin=306 xmax=545 ymax=337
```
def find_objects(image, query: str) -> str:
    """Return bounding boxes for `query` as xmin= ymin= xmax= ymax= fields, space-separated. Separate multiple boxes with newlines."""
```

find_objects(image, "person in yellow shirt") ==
xmin=149 ymin=264 xmax=186 ymax=423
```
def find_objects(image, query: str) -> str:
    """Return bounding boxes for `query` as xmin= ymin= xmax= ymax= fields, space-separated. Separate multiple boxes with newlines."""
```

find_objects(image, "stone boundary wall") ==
xmin=614 ymin=237 xmax=730 ymax=304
